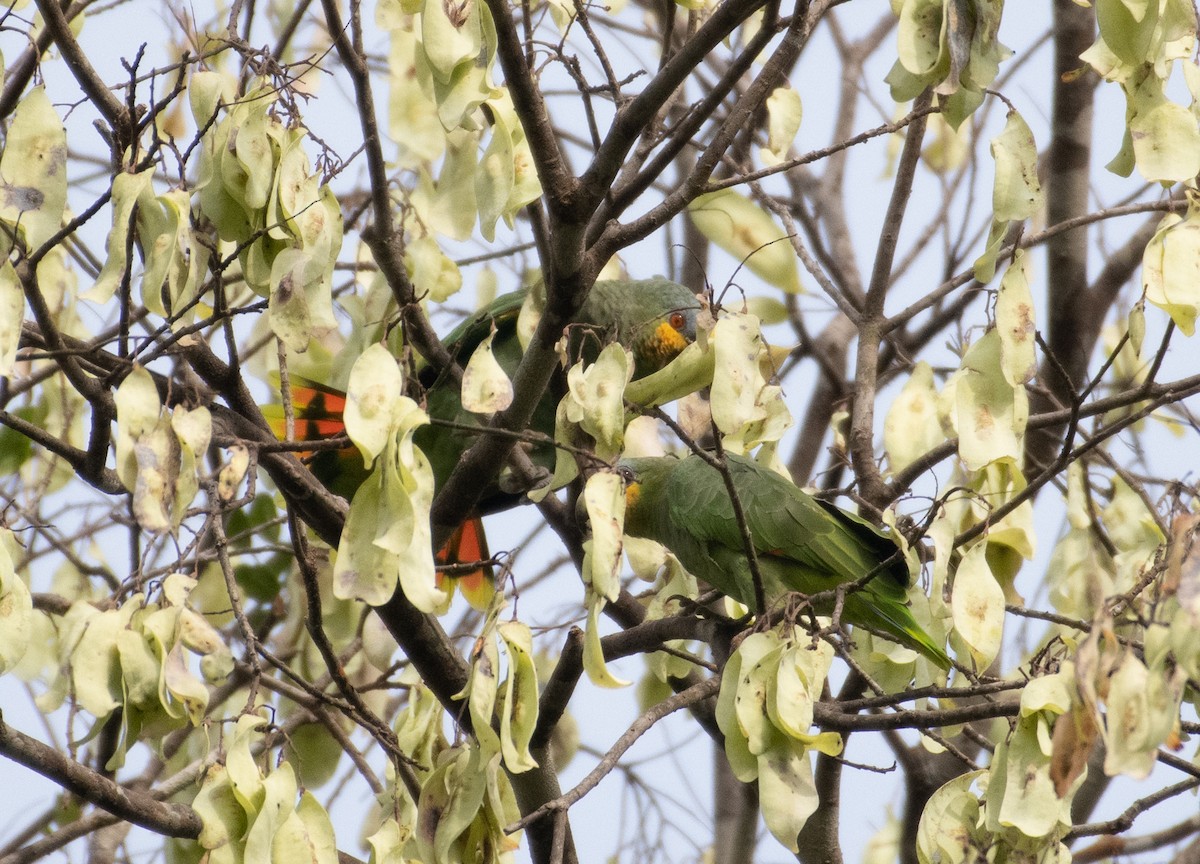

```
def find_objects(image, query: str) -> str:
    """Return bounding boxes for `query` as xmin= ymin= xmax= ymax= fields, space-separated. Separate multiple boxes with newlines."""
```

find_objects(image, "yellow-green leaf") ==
xmin=974 ymin=110 xmax=1043 ymax=282
xmin=894 ymin=0 xmax=948 ymax=82
xmin=1103 ymin=652 xmax=1184 ymax=779
xmin=139 ymin=186 xmax=210 ymax=333
xmin=995 ymin=248 xmax=1037 ymax=386
xmin=232 ymin=100 xmax=276 ymax=212
xmin=334 ymin=398 xmax=443 ymax=611
xmin=163 ymin=642 xmax=209 ymax=723
xmin=1020 ymin=669 xmax=1074 ymax=717
xmin=883 ymin=361 xmax=944 ymax=474
xmin=760 ymin=85 xmax=802 ymax=166
xmin=0 ymin=87 xmax=67 ymax=252
xmin=582 ymin=589 xmax=629 ymax=688
xmin=188 ymin=70 xmax=230 ymax=132
xmin=171 ymin=405 xmax=211 ymax=526
xmin=420 ymin=0 xmax=478 ymax=82
xmin=955 ymin=329 xmax=1027 ymax=470
xmin=710 ymin=313 xmax=768 ymax=453
xmin=65 ymin=605 xmax=127 ymax=718
xmin=689 ymin=189 xmax=800 ymax=293
xmin=922 ymin=113 xmax=970 ymax=173
xmin=85 ymin=168 xmax=155 ymax=305
xmin=115 ymin=365 xmax=178 ymax=533
xmin=967 ymin=460 xmax=1036 ymax=563
xmin=715 ymin=643 xmax=759 ymax=782
xmin=497 ymin=620 xmax=539 ymax=773
xmin=421 ymin=747 xmax=487 ymax=864
xmin=460 ymin=327 xmax=513 ymax=414
xmin=1129 ymin=86 xmax=1200 ymax=183
xmin=950 ymin=542 xmax=1005 ymax=669
xmin=388 ymin=28 xmax=446 ymax=167
xmin=864 ymin=816 xmax=903 ymax=864
xmin=564 ymin=344 xmax=631 ymax=461
xmin=270 ymin=791 xmax=337 ymax=864
xmin=757 ymin=739 xmax=818 ymax=853
xmin=731 ymin=631 xmax=783 ymax=756
xmin=132 ymin=608 xmax=175 ymax=710
xmin=412 ymin=128 xmax=479 ymax=242
xmin=1128 ymin=300 xmax=1146 ymax=356
xmin=460 ymin=614 xmax=502 ymax=756
xmin=476 ymin=114 xmax=514 ymax=242
xmin=1143 ymin=203 xmax=1200 ymax=336
xmin=496 ymin=96 xmax=542 ymax=223
xmin=218 ymin=444 xmax=250 ymax=502
xmin=244 ymin=762 xmax=298 ymax=864
xmin=0 ymin=528 xmax=31 ymax=675
xmin=582 ymin=471 xmax=625 ymax=601
xmin=345 ymin=343 xmax=404 ymax=467
xmin=270 ymin=248 xmax=330 ymax=352
xmin=193 ymin=764 xmax=248 ymax=853
xmin=766 ymin=641 xmax=818 ymax=741
xmin=227 ymin=712 xmax=268 ymax=816
xmin=406 ymin=236 xmax=461 ymax=304
xmin=992 ymin=715 xmax=1066 ymax=839
xmin=916 ymin=771 xmax=986 ymax=864
xmin=623 ymin=340 xmax=716 ymax=409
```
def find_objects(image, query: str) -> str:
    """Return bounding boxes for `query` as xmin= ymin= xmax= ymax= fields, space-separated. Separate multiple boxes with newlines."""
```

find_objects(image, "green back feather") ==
xmin=620 ymin=454 xmax=950 ymax=668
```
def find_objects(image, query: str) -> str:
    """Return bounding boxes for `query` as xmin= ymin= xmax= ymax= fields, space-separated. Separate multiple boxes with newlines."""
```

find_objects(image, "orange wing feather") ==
xmin=269 ymin=377 xmax=495 ymax=609
xmin=435 ymin=517 xmax=496 ymax=611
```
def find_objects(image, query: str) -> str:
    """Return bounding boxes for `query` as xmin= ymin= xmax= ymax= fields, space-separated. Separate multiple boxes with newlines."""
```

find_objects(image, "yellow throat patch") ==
xmin=648 ymin=320 xmax=689 ymax=365
xmin=624 ymin=480 xmax=641 ymax=514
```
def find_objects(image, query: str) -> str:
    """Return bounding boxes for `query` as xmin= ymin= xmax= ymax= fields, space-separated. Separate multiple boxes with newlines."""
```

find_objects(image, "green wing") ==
xmin=663 ymin=455 xmax=949 ymax=668
xmin=418 ymin=289 xmax=528 ymax=390
xmin=667 ymin=455 xmax=907 ymax=592
xmin=415 ymin=289 xmax=558 ymax=504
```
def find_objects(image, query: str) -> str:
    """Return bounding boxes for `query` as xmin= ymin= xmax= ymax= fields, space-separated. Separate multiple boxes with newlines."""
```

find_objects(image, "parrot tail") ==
xmin=845 ymin=594 xmax=952 ymax=670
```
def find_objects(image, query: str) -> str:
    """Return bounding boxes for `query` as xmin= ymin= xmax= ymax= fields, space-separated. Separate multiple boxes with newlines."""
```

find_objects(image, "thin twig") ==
xmin=506 ymin=676 xmax=721 ymax=833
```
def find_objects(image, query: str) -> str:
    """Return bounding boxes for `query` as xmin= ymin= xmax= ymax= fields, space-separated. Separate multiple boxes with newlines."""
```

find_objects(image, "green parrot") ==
xmin=274 ymin=278 xmax=700 ymax=602
xmin=616 ymin=453 xmax=951 ymax=668
xmin=414 ymin=277 xmax=700 ymax=505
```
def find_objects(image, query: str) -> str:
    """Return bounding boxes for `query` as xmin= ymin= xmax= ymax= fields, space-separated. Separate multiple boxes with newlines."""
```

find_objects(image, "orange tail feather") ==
xmin=436 ymin=517 xmax=496 ymax=611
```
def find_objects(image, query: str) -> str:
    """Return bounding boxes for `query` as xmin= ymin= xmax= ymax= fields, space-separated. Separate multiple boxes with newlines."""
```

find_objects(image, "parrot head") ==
xmin=578 ymin=278 xmax=701 ymax=379
xmin=614 ymin=456 xmax=679 ymax=536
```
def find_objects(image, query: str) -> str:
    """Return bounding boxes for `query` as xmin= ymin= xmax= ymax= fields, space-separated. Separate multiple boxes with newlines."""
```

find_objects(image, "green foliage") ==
xmin=5 ymin=1 xmax=1200 ymax=863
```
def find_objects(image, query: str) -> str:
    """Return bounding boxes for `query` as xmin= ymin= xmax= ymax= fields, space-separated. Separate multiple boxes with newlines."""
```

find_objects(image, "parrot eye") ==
xmin=668 ymin=311 xmax=687 ymax=332
xmin=616 ymin=465 xmax=635 ymax=484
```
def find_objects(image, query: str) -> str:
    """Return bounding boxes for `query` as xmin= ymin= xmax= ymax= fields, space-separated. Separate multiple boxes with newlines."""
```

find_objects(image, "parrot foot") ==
xmin=498 ymin=464 xmax=552 ymax=495
xmin=779 ymin=591 xmax=847 ymax=652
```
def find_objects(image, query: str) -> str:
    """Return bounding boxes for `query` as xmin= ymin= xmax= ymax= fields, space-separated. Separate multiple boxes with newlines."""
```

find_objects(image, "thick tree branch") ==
xmin=1026 ymin=0 xmax=1096 ymax=473
xmin=0 ymin=714 xmax=202 ymax=839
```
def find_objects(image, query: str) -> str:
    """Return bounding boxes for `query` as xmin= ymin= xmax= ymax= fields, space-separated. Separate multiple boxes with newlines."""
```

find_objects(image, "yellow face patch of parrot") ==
xmin=624 ymin=479 xmax=641 ymax=514
xmin=647 ymin=320 xmax=690 ymax=365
